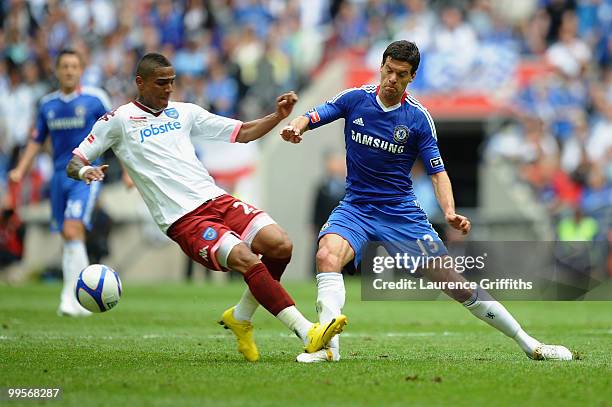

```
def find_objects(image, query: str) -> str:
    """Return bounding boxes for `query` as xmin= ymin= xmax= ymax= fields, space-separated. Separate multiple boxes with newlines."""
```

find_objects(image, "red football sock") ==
xmin=261 ymin=255 xmax=291 ymax=281
xmin=243 ymin=262 xmax=294 ymax=316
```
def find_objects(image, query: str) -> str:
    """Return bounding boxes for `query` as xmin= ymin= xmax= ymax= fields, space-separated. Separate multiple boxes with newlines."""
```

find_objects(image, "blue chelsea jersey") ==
xmin=33 ymin=86 xmax=110 ymax=172
xmin=305 ymin=84 xmax=445 ymax=204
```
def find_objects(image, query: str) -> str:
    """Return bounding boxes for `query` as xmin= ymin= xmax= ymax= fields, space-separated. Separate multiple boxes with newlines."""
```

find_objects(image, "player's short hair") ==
xmin=381 ymin=41 xmax=420 ymax=74
xmin=136 ymin=53 xmax=172 ymax=79
xmin=56 ymin=49 xmax=82 ymax=67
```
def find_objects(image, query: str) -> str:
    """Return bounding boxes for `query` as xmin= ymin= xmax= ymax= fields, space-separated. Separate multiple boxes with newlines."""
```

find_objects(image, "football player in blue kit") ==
xmin=281 ymin=40 xmax=572 ymax=362
xmin=10 ymin=50 xmax=111 ymax=316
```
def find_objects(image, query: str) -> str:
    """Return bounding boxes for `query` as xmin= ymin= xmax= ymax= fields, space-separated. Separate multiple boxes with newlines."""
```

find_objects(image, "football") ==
xmin=75 ymin=264 xmax=122 ymax=313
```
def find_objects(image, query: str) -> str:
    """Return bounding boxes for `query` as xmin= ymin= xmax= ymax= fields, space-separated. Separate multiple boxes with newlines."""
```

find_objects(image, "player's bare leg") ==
xmin=297 ymin=234 xmax=353 ymax=363
xmin=231 ymin=224 xmax=293 ymax=322
xmin=58 ymin=219 xmax=91 ymax=317
xmin=221 ymin=224 xmax=293 ymax=361
xmin=420 ymin=261 xmax=572 ymax=360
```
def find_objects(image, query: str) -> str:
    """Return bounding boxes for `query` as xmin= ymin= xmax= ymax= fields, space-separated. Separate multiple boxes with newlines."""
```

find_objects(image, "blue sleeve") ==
xmin=84 ymin=87 xmax=111 ymax=119
xmin=97 ymin=91 xmax=112 ymax=113
xmin=96 ymin=99 xmax=108 ymax=120
xmin=415 ymin=109 xmax=445 ymax=175
xmin=32 ymin=104 xmax=48 ymax=144
xmin=304 ymin=88 xmax=357 ymax=129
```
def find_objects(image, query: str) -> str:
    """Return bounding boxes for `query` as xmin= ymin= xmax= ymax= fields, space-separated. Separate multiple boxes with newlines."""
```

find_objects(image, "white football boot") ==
xmin=530 ymin=344 xmax=573 ymax=361
xmin=57 ymin=289 xmax=91 ymax=317
xmin=57 ymin=302 xmax=92 ymax=317
xmin=296 ymin=348 xmax=339 ymax=363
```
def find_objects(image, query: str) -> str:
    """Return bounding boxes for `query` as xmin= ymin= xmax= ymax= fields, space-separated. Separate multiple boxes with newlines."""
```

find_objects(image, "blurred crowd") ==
xmin=481 ymin=1 xmax=612 ymax=243
xmin=0 ymin=0 xmax=611 ymax=251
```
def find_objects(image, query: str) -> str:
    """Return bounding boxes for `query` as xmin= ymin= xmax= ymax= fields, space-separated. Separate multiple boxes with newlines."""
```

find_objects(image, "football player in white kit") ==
xmin=66 ymin=53 xmax=347 ymax=362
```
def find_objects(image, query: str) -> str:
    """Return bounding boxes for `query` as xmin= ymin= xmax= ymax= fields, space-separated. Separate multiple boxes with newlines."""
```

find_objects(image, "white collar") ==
xmin=58 ymin=88 xmax=80 ymax=102
xmin=376 ymin=94 xmax=401 ymax=112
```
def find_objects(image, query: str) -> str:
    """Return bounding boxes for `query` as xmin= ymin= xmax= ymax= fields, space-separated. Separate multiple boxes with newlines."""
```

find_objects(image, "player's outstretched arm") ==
xmin=431 ymin=171 xmax=471 ymax=235
xmin=280 ymin=115 xmax=309 ymax=144
xmin=235 ymin=91 xmax=298 ymax=143
xmin=8 ymin=140 xmax=43 ymax=183
xmin=66 ymin=155 xmax=109 ymax=185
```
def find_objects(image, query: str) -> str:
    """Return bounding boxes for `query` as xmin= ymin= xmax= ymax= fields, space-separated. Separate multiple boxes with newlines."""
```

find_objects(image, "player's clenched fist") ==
xmin=8 ymin=168 xmax=24 ymax=183
xmin=80 ymin=164 xmax=109 ymax=185
xmin=276 ymin=91 xmax=298 ymax=119
xmin=280 ymin=115 xmax=309 ymax=144
xmin=445 ymin=213 xmax=471 ymax=235
xmin=280 ymin=125 xmax=303 ymax=144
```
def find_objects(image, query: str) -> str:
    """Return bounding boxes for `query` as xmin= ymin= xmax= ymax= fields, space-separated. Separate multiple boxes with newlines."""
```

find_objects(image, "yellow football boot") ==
xmin=304 ymin=315 xmax=348 ymax=353
xmin=218 ymin=306 xmax=259 ymax=362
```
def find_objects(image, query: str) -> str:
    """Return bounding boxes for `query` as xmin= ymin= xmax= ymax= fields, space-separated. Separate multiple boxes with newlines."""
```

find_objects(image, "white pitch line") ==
xmin=583 ymin=329 xmax=612 ymax=335
xmin=383 ymin=332 xmax=454 ymax=337
xmin=212 ymin=332 xmax=455 ymax=339
xmin=0 ymin=332 xmax=458 ymax=341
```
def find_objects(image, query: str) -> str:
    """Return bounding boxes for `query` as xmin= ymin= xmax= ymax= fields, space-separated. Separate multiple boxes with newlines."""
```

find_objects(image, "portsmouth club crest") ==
xmin=202 ymin=227 xmax=218 ymax=241
xmin=164 ymin=107 xmax=179 ymax=119
xmin=393 ymin=125 xmax=410 ymax=144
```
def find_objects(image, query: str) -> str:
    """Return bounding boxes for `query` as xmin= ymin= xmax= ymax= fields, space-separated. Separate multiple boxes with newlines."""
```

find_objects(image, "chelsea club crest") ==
xmin=393 ymin=125 xmax=410 ymax=144
xmin=75 ymin=105 xmax=86 ymax=117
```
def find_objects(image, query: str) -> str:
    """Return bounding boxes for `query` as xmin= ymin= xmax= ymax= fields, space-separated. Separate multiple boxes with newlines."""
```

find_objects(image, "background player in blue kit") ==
xmin=281 ymin=40 xmax=572 ymax=363
xmin=10 ymin=50 xmax=111 ymax=316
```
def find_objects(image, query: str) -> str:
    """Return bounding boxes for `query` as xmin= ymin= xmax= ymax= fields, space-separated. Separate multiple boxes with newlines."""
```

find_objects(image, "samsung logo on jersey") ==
xmin=351 ymin=130 xmax=404 ymax=154
xmin=48 ymin=117 xmax=86 ymax=130
xmin=139 ymin=122 xmax=182 ymax=143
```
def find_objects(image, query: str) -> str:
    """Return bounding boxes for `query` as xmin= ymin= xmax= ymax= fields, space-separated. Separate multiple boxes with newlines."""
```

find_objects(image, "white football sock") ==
xmin=513 ymin=329 xmax=541 ymax=355
xmin=276 ymin=306 xmax=312 ymax=344
xmin=233 ymin=288 xmax=259 ymax=321
xmin=463 ymin=291 xmax=540 ymax=355
xmin=316 ymin=272 xmax=345 ymax=359
xmin=62 ymin=240 xmax=89 ymax=305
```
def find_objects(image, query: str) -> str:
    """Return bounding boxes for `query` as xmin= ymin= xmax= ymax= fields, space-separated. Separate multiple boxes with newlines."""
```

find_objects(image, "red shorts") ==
xmin=166 ymin=194 xmax=275 ymax=271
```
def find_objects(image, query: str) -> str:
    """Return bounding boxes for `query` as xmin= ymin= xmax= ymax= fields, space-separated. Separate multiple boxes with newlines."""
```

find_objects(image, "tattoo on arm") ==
xmin=66 ymin=156 xmax=85 ymax=181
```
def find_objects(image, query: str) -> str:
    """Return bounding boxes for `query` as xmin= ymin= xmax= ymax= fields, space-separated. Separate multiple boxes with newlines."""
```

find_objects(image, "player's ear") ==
xmin=409 ymin=71 xmax=417 ymax=83
xmin=380 ymin=57 xmax=387 ymax=72
xmin=135 ymin=75 xmax=144 ymax=87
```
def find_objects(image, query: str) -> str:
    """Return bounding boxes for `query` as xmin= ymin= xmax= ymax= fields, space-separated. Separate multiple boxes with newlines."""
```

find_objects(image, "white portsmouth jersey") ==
xmin=74 ymin=100 xmax=242 ymax=232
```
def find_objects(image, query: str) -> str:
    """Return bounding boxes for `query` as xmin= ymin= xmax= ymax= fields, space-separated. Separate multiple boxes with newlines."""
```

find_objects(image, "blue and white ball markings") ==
xmin=75 ymin=264 xmax=122 ymax=313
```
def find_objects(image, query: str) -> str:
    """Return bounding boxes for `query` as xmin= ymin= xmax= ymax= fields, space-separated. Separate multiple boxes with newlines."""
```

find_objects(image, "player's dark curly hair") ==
xmin=381 ymin=41 xmax=420 ymax=74
xmin=136 ymin=53 xmax=172 ymax=79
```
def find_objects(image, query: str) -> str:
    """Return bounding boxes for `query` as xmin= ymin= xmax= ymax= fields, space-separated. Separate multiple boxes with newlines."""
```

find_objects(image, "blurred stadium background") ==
xmin=0 ymin=0 xmax=611 ymax=283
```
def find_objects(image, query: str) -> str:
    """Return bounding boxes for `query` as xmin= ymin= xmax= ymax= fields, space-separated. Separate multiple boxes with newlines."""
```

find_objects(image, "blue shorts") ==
xmin=49 ymin=172 xmax=101 ymax=232
xmin=318 ymin=200 xmax=447 ymax=267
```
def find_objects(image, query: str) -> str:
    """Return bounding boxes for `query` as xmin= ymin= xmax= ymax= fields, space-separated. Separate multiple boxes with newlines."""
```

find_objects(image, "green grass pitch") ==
xmin=1 ymin=278 xmax=611 ymax=406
